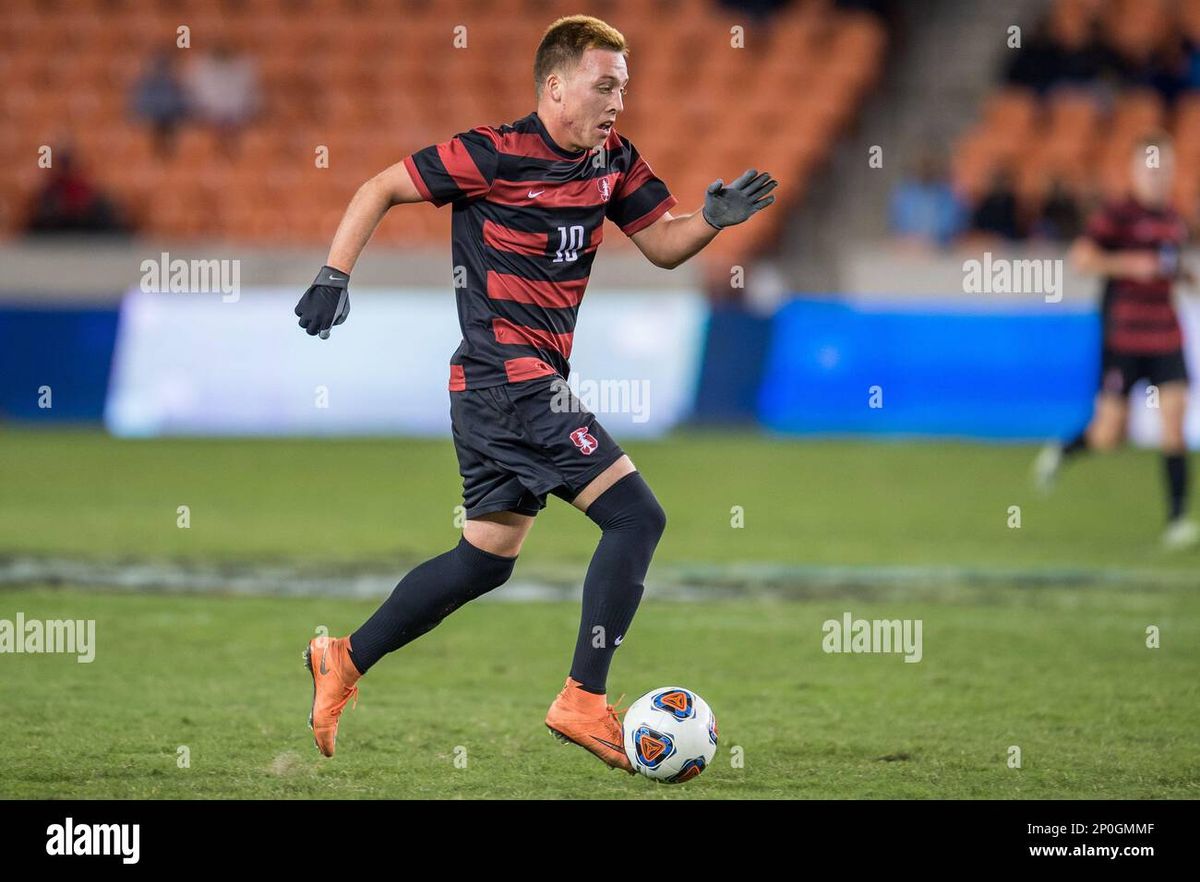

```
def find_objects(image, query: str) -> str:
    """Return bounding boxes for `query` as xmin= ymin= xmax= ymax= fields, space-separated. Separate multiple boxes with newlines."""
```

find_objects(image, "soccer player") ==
xmin=1033 ymin=134 xmax=1198 ymax=549
xmin=294 ymin=16 xmax=777 ymax=770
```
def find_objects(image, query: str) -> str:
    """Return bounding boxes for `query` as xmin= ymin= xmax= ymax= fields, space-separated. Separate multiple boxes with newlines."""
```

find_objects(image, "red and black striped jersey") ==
xmin=1085 ymin=198 xmax=1188 ymax=354
xmin=402 ymin=111 xmax=677 ymax=390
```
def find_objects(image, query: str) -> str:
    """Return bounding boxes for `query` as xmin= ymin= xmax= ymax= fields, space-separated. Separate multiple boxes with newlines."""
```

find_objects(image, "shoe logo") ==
xmin=591 ymin=735 xmax=625 ymax=753
xmin=528 ymin=189 xmax=544 ymax=198
xmin=319 ymin=648 xmax=329 ymax=676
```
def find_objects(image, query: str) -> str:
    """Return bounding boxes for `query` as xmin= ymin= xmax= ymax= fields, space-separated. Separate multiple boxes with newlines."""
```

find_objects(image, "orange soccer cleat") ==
xmin=545 ymin=676 xmax=634 ymax=773
xmin=302 ymin=635 xmax=361 ymax=757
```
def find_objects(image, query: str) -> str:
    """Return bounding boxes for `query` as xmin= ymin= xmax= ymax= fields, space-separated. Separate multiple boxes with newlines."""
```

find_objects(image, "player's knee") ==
xmin=1162 ymin=433 xmax=1186 ymax=455
xmin=636 ymin=493 xmax=668 ymax=544
xmin=479 ymin=551 xmax=517 ymax=590
xmin=1089 ymin=419 xmax=1122 ymax=451
xmin=485 ymin=554 xmax=517 ymax=591
xmin=1161 ymin=413 xmax=1187 ymax=453
xmin=457 ymin=535 xmax=518 ymax=590
xmin=588 ymin=472 xmax=667 ymax=544
xmin=615 ymin=481 xmax=667 ymax=543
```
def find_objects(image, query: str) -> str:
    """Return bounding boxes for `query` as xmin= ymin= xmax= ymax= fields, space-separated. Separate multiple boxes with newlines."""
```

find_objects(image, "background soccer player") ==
xmin=1034 ymin=135 xmax=1198 ymax=549
xmin=294 ymin=15 xmax=777 ymax=770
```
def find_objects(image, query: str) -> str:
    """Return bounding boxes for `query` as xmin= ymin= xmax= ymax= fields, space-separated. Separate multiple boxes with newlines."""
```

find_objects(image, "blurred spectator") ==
xmin=130 ymin=51 xmax=190 ymax=158
xmin=1005 ymin=13 xmax=1113 ymax=95
xmin=1187 ymin=40 xmax=1200 ymax=90
xmin=835 ymin=0 xmax=894 ymax=15
xmin=26 ymin=149 xmax=129 ymax=236
xmin=1030 ymin=177 xmax=1084 ymax=242
xmin=1006 ymin=6 xmax=1194 ymax=105
xmin=888 ymin=153 xmax=966 ymax=248
xmin=1139 ymin=35 xmax=1190 ymax=104
xmin=716 ymin=0 xmax=790 ymax=19
xmin=1004 ymin=19 xmax=1058 ymax=93
xmin=1004 ymin=15 xmax=1052 ymax=91
xmin=184 ymin=44 xmax=261 ymax=140
xmin=970 ymin=169 xmax=1020 ymax=240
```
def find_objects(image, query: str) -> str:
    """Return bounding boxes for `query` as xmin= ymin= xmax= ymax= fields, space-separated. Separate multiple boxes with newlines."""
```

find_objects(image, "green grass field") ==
xmin=1 ymin=430 xmax=1197 ymax=798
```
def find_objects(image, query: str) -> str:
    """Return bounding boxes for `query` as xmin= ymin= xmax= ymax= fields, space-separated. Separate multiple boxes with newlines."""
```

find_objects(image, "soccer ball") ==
xmin=623 ymin=686 xmax=718 ymax=783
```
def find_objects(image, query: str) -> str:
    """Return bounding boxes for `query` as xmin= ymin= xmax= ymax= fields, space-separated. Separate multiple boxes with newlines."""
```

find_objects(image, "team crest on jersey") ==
xmin=597 ymin=177 xmax=611 ymax=202
xmin=570 ymin=426 xmax=598 ymax=455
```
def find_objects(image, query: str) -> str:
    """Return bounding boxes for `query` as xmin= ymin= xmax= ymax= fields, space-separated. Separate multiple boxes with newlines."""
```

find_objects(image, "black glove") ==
xmin=702 ymin=169 xmax=778 ymax=230
xmin=295 ymin=265 xmax=351 ymax=339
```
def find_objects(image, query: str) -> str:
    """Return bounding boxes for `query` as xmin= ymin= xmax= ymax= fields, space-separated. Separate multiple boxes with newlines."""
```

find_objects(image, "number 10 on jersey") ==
xmin=553 ymin=225 xmax=585 ymax=262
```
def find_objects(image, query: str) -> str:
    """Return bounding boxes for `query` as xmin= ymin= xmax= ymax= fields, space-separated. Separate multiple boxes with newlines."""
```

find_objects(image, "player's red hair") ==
xmin=534 ymin=15 xmax=628 ymax=99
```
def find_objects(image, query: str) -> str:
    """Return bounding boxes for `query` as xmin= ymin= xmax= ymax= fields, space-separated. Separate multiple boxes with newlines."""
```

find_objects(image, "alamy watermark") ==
xmin=963 ymin=252 xmax=1062 ymax=303
xmin=140 ymin=251 xmax=240 ymax=302
xmin=0 ymin=613 xmax=95 ymax=663
xmin=46 ymin=818 xmax=139 ymax=864
xmin=822 ymin=611 xmax=923 ymax=663
xmin=550 ymin=375 xmax=650 ymax=423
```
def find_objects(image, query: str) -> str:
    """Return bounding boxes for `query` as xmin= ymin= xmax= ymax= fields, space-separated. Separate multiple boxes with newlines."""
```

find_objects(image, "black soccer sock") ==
xmin=1163 ymin=453 xmax=1188 ymax=521
xmin=348 ymin=536 xmax=516 ymax=674
xmin=569 ymin=471 xmax=667 ymax=695
xmin=1062 ymin=431 xmax=1089 ymax=457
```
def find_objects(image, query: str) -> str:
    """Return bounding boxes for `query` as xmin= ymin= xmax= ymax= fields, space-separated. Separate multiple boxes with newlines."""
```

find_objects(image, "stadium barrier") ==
xmin=4 ymin=291 xmax=1200 ymax=446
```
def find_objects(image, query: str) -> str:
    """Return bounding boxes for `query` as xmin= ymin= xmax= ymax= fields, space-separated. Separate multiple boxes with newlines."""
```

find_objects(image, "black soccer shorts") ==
xmin=1099 ymin=348 xmax=1190 ymax=397
xmin=449 ymin=374 xmax=626 ymax=519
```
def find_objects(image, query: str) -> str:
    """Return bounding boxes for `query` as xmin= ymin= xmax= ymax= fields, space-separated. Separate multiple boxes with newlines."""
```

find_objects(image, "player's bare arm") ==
xmin=1068 ymin=236 xmax=1160 ymax=280
xmin=293 ymin=161 xmax=424 ymax=338
xmin=629 ymin=210 xmax=714 ymax=269
xmin=325 ymin=161 xmax=426 ymax=273
xmin=630 ymin=169 xmax=779 ymax=269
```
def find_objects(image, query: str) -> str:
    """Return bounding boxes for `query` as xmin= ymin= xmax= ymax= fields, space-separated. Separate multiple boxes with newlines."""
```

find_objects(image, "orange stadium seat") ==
xmin=0 ymin=0 xmax=887 ymax=254
xmin=955 ymin=0 xmax=1200 ymax=223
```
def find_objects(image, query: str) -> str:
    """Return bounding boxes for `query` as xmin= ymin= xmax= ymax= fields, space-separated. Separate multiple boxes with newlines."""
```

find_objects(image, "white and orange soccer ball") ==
xmin=622 ymin=686 xmax=718 ymax=783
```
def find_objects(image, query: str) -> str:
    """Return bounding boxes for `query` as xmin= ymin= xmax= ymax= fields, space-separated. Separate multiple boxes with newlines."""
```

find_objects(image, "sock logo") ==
xmin=569 ymin=426 xmax=598 ymax=455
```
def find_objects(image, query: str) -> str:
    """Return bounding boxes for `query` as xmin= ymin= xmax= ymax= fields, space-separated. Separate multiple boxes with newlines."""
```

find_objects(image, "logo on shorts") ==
xmin=569 ymin=426 xmax=599 ymax=455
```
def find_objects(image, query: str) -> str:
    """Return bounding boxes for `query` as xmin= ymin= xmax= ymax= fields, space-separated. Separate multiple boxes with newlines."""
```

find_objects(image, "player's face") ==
xmin=562 ymin=48 xmax=628 ymax=149
xmin=1130 ymin=144 xmax=1174 ymax=207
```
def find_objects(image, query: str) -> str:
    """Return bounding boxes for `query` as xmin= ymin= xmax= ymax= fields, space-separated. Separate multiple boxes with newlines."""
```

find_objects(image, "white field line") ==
xmin=0 ymin=556 xmax=1193 ymax=600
